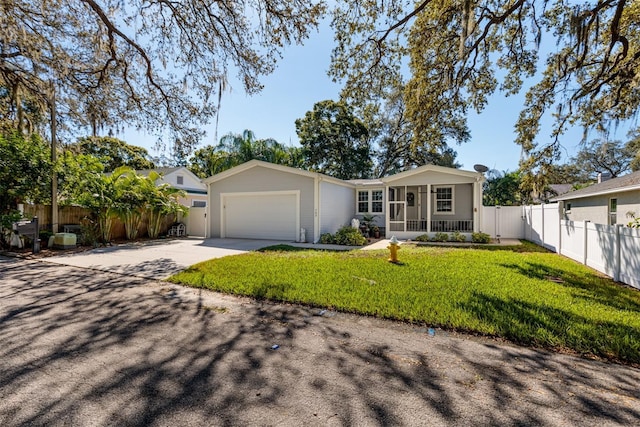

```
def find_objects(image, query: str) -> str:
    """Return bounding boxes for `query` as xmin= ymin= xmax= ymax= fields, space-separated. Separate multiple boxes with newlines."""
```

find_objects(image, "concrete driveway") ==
xmin=45 ymin=238 xmax=288 ymax=279
xmin=1 ymin=258 xmax=639 ymax=426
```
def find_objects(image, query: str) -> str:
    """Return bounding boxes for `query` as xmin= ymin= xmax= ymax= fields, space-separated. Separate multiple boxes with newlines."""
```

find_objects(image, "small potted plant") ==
xmin=360 ymin=214 xmax=377 ymax=237
xmin=371 ymin=225 xmax=380 ymax=239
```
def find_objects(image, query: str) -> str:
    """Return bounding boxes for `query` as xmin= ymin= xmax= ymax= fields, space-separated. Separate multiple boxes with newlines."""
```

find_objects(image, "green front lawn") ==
xmin=168 ymin=241 xmax=640 ymax=364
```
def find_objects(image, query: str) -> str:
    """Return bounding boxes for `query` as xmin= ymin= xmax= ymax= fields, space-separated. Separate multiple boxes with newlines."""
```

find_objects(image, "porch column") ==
xmin=473 ymin=181 xmax=480 ymax=232
xmin=426 ymin=184 xmax=431 ymax=233
xmin=385 ymin=186 xmax=390 ymax=236
xmin=404 ymin=185 xmax=407 ymax=232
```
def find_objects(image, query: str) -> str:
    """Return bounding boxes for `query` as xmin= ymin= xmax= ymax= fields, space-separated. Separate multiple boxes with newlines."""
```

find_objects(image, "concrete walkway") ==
xmin=1 ymin=258 xmax=638 ymax=426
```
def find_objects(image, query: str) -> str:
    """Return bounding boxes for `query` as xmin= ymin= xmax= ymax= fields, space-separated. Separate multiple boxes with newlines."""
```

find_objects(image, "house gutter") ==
xmin=551 ymin=184 xmax=640 ymax=202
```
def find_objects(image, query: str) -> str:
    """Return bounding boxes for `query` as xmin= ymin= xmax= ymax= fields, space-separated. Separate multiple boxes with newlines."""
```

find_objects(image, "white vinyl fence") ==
xmin=481 ymin=206 xmax=525 ymax=238
xmin=482 ymin=204 xmax=640 ymax=289
xmin=185 ymin=206 xmax=207 ymax=237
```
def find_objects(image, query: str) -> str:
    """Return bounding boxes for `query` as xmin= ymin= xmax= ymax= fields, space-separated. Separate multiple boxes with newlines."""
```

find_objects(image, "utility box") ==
xmin=53 ymin=233 xmax=77 ymax=249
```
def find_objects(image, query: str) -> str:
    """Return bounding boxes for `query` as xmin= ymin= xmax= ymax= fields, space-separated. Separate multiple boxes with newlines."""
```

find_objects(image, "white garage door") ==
xmin=222 ymin=192 xmax=299 ymax=240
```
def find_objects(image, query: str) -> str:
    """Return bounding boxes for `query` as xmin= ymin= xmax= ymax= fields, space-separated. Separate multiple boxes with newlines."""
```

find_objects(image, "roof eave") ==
xmin=551 ymin=184 xmax=640 ymax=201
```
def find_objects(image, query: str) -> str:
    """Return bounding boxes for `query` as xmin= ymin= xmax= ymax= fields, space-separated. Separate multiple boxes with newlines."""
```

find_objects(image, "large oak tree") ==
xmin=0 ymin=0 xmax=324 ymax=150
xmin=295 ymin=100 xmax=372 ymax=180
xmin=330 ymin=0 xmax=640 ymax=184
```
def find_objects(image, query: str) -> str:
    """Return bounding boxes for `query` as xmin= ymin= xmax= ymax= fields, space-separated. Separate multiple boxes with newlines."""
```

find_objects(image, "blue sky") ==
xmin=123 ymin=20 xmax=632 ymax=173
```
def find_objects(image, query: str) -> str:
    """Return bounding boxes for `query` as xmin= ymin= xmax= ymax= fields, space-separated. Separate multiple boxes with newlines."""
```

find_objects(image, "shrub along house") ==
xmin=204 ymin=160 xmax=485 ymax=242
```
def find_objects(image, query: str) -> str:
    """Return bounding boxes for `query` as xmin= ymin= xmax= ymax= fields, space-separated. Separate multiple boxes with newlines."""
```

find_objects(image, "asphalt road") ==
xmin=1 ymin=257 xmax=639 ymax=426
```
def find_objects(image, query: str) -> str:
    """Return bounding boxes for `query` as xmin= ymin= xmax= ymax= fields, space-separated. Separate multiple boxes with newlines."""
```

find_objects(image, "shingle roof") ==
xmin=548 ymin=184 xmax=574 ymax=196
xmin=550 ymin=170 xmax=640 ymax=201
xmin=136 ymin=167 xmax=180 ymax=177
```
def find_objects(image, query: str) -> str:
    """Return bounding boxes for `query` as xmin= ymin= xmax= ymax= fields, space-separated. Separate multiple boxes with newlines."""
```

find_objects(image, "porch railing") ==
xmin=406 ymin=220 xmax=427 ymax=231
xmin=405 ymin=220 xmax=473 ymax=233
xmin=431 ymin=220 xmax=473 ymax=233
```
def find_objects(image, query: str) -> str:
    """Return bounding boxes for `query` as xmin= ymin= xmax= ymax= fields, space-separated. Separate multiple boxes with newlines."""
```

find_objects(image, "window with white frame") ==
xmin=357 ymin=191 xmax=369 ymax=213
xmin=609 ymin=198 xmax=617 ymax=225
xmin=435 ymin=186 xmax=454 ymax=213
xmin=371 ymin=190 xmax=383 ymax=213
xmin=357 ymin=190 xmax=384 ymax=214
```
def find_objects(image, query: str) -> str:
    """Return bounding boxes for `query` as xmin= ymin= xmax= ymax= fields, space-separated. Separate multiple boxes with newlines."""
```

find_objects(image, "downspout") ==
xmin=314 ymin=175 xmax=320 ymax=243
xmin=205 ymin=182 xmax=211 ymax=238
xmin=473 ymin=179 xmax=481 ymax=233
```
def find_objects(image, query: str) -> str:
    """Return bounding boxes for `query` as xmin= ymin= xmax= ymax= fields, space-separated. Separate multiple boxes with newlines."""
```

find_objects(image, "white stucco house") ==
xmin=203 ymin=160 xmax=485 ymax=242
xmin=551 ymin=170 xmax=640 ymax=226
xmin=138 ymin=167 xmax=208 ymax=208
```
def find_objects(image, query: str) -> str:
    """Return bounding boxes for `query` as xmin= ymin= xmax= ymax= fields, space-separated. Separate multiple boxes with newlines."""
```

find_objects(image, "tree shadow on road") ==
xmin=1 ymin=258 xmax=639 ymax=426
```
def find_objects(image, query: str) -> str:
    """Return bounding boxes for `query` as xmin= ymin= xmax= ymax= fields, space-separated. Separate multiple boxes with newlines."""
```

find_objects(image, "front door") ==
xmin=388 ymin=187 xmax=406 ymax=232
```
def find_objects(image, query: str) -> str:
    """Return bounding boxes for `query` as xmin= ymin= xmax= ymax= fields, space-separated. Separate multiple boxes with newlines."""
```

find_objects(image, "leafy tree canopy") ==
xmin=188 ymin=130 xmax=303 ymax=178
xmin=483 ymin=170 xmax=528 ymax=206
xmin=0 ymin=85 xmax=44 ymax=134
xmin=66 ymin=136 xmax=155 ymax=172
xmin=365 ymin=88 xmax=461 ymax=177
xmin=544 ymin=163 xmax=591 ymax=185
xmin=295 ymin=100 xmax=372 ymax=180
xmin=330 ymin=0 xmax=640 ymax=178
xmin=0 ymin=0 xmax=324 ymax=150
xmin=0 ymin=131 xmax=51 ymax=211
xmin=572 ymin=138 xmax=640 ymax=179
xmin=0 ymin=131 xmax=51 ymax=246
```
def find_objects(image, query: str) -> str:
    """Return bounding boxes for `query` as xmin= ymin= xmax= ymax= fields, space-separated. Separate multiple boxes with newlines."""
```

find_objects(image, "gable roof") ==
xmin=137 ymin=167 xmax=180 ymax=177
xmin=550 ymin=170 xmax=640 ymax=201
xmin=380 ymin=164 xmax=483 ymax=183
xmin=203 ymin=160 xmax=354 ymax=188
xmin=136 ymin=166 xmax=206 ymax=192
xmin=548 ymin=184 xmax=574 ymax=196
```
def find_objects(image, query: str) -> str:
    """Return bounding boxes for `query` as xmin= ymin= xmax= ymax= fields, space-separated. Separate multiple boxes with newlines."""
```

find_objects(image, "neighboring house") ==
xmin=203 ymin=160 xmax=485 ymax=242
xmin=550 ymin=170 xmax=640 ymax=226
xmin=138 ymin=167 xmax=208 ymax=208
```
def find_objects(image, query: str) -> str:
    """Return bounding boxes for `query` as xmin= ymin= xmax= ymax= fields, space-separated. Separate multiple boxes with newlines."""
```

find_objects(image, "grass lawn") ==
xmin=168 ymin=241 xmax=640 ymax=365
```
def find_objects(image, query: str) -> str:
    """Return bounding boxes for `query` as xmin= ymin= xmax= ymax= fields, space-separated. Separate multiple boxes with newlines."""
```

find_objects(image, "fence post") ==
xmin=539 ymin=203 xmax=545 ymax=247
xmin=557 ymin=204 xmax=562 ymax=255
xmin=614 ymin=224 xmax=622 ymax=282
xmin=583 ymin=220 xmax=589 ymax=265
xmin=528 ymin=205 xmax=533 ymax=241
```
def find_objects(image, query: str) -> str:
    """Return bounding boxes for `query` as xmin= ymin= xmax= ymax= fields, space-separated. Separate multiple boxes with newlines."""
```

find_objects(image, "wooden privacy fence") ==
xmin=23 ymin=204 xmax=90 ymax=229
xmin=23 ymin=204 xmax=177 ymax=241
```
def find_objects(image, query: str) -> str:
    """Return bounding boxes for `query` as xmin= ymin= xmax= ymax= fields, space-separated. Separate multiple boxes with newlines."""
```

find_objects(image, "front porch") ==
xmin=386 ymin=183 xmax=481 ymax=239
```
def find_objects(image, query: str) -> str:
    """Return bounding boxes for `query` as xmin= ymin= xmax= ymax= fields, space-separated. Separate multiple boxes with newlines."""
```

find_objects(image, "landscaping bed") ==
xmin=169 ymin=241 xmax=640 ymax=365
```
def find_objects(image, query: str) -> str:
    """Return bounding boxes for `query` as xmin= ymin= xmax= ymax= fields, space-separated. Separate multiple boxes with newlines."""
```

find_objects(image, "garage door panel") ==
xmin=223 ymin=193 xmax=298 ymax=240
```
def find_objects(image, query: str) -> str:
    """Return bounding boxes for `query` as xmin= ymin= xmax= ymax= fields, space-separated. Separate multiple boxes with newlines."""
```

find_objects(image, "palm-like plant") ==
xmin=72 ymin=166 xmax=132 ymax=244
xmin=146 ymin=183 xmax=188 ymax=239
xmin=112 ymin=170 xmax=149 ymax=240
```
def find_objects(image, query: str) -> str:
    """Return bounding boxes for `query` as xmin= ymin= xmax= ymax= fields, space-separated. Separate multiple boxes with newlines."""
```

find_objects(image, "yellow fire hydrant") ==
xmin=387 ymin=235 xmax=400 ymax=263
